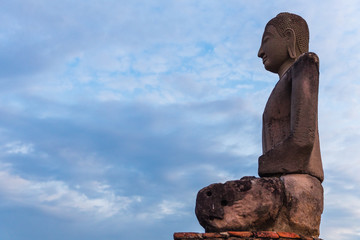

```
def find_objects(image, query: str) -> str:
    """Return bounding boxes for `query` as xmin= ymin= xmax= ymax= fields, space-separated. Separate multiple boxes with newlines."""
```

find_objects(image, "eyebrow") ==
xmin=262 ymin=32 xmax=273 ymax=42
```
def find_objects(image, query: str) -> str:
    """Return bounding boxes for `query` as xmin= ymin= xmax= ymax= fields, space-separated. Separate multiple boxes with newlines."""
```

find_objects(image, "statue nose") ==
xmin=258 ymin=48 xmax=264 ymax=58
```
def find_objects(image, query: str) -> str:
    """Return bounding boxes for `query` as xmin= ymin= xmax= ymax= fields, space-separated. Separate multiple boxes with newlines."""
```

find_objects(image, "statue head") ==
xmin=258 ymin=12 xmax=309 ymax=77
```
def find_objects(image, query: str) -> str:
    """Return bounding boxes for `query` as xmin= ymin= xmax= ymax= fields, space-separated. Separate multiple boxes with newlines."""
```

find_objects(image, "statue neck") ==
xmin=278 ymin=58 xmax=295 ymax=78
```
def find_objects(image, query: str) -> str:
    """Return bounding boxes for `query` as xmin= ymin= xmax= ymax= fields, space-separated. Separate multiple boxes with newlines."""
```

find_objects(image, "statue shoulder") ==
xmin=293 ymin=52 xmax=320 ymax=73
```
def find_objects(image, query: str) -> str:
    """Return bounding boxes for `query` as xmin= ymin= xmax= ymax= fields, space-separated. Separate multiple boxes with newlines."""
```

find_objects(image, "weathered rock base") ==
xmin=174 ymin=231 xmax=323 ymax=240
xmin=195 ymin=174 xmax=323 ymax=237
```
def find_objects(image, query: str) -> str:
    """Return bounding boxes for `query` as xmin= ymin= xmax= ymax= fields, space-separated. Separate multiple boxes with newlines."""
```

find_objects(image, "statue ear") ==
xmin=285 ymin=28 xmax=297 ymax=59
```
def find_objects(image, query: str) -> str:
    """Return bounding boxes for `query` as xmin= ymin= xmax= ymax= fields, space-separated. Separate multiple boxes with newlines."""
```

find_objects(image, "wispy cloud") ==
xmin=4 ymin=141 xmax=34 ymax=155
xmin=0 ymin=164 xmax=141 ymax=219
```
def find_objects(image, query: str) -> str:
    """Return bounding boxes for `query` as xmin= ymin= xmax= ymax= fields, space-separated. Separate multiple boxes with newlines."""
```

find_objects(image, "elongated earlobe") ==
xmin=285 ymin=28 xmax=297 ymax=59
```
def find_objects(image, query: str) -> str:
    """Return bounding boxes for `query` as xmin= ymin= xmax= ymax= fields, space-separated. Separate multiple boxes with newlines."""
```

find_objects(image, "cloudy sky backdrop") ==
xmin=1 ymin=1 xmax=360 ymax=239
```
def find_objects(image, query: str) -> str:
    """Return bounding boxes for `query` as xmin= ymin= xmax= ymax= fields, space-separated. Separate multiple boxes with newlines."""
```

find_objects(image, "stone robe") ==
xmin=259 ymin=52 xmax=324 ymax=182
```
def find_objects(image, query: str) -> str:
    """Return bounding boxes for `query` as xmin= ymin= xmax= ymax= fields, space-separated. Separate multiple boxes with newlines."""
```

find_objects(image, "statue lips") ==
xmin=262 ymin=56 xmax=267 ymax=65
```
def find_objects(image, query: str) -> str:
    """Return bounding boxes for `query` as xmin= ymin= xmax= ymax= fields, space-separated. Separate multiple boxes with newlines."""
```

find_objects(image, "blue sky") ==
xmin=1 ymin=1 xmax=360 ymax=239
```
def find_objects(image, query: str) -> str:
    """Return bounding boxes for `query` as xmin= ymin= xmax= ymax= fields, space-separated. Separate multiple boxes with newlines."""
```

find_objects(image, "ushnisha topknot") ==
xmin=266 ymin=12 xmax=309 ymax=54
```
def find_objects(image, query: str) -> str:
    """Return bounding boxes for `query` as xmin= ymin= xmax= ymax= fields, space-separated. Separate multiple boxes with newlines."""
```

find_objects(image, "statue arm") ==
xmin=259 ymin=53 xmax=319 ymax=177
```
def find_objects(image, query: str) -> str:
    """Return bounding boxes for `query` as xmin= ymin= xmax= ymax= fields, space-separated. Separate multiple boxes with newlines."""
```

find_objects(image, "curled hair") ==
xmin=266 ymin=12 xmax=309 ymax=54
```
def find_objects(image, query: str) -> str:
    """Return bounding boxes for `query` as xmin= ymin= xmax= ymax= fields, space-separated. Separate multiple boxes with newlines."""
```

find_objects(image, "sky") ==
xmin=0 ymin=0 xmax=360 ymax=239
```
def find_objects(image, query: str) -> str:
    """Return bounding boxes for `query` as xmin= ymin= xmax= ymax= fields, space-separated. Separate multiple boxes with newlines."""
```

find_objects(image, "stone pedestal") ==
xmin=174 ymin=231 xmax=323 ymax=240
xmin=195 ymin=175 xmax=323 ymax=237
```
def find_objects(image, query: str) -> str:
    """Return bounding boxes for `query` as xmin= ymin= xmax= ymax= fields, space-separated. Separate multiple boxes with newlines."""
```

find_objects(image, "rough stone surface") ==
xmin=277 ymin=232 xmax=301 ymax=238
xmin=174 ymin=231 xmax=322 ymax=240
xmin=254 ymin=231 xmax=279 ymax=238
xmin=195 ymin=174 xmax=323 ymax=237
xmin=174 ymin=232 xmax=203 ymax=239
xmin=276 ymin=174 xmax=323 ymax=236
xmin=203 ymin=233 xmax=225 ymax=238
xmin=195 ymin=176 xmax=284 ymax=232
xmin=228 ymin=232 xmax=253 ymax=238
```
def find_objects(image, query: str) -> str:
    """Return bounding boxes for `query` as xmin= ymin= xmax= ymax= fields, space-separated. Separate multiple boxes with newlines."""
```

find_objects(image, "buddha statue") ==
xmin=195 ymin=13 xmax=324 ymax=238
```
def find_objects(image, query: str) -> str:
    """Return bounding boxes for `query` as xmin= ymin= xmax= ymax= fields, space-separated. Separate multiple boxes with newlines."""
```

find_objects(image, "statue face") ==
xmin=258 ymin=25 xmax=289 ymax=74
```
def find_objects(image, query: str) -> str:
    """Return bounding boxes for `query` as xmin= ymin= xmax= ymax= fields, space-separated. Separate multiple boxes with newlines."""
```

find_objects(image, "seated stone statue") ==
xmin=195 ymin=12 xmax=324 ymax=238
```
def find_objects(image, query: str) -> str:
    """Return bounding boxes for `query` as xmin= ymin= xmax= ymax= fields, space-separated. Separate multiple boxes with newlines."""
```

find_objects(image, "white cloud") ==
xmin=322 ymin=227 xmax=360 ymax=240
xmin=0 ymin=165 xmax=141 ymax=220
xmin=137 ymin=199 xmax=188 ymax=220
xmin=165 ymin=164 xmax=236 ymax=184
xmin=97 ymin=91 xmax=124 ymax=102
xmin=4 ymin=141 xmax=34 ymax=155
xmin=209 ymin=130 xmax=259 ymax=157
xmin=158 ymin=200 xmax=185 ymax=216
